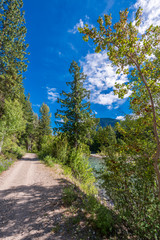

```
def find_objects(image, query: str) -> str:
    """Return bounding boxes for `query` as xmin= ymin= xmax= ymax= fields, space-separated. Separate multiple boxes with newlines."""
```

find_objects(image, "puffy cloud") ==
xmin=80 ymin=0 xmax=160 ymax=109
xmin=47 ymin=87 xmax=59 ymax=103
xmin=80 ymin=51 xmax=130 ymax=108
xmin=116 ymin=116 xmax=125 ymax=121
xmin=68 ymin=16 xmax=94 ymax=34
xmin=80 ymin=1 xmax=160 ymax=109
xmin=133 ymin=0 xmax=160 ymax=33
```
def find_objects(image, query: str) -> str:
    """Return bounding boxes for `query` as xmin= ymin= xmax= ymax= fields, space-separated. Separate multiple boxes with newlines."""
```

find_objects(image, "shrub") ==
xmin=68 ymin=147 xmax=97 ymax=194
xmin=0 ymin=155 xmax=14 ymax=173
xmin=52 ymin=136 xmax=69 ymax=164
xmin=43 ymin=155 xmax=56 ymax=167
xmin=101 ymin=150 xmax=160 ymax=239
xmin=2 ymin=137 xmax=25 ymax=159
xmin=39 ymin=135 xmax=69 ymax=164
xmin=39 ymin=135 xmax=54 ymax=158
xmin=62 ymin=186 xmax=78 ymax=207
xmin=83 ymin=195 xmax=114 ymax=235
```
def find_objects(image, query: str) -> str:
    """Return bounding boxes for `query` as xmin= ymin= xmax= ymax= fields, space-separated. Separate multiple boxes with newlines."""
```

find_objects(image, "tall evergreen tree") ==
xmin=39 ymin=103 xmax=52 ymax=136
xmin=0 ymin=0 xmax=28 ymax=117
xmin=55 ymin=61 xmax=96 ymax=148
xmin=21 ymin=94 xmax=34 ymax=151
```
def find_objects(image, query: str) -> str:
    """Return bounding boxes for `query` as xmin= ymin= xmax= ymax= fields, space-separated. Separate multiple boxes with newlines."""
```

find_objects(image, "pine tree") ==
xmin=0 ymin=0 xmax=28 ymax=116
xmin=39 ymin=103 xmax=52 ymax=136
xmin=55 ymin=61 xmax=96 ymax=148
xmin=21 ymin=94 xmax=34 ymax=151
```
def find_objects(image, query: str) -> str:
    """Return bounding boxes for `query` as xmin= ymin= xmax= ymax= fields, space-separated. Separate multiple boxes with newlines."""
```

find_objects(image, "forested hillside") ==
xmin=99 ymin=118 xmax=119 ymax=128
xmin=0 ymin=0 xmax=160 ymax=239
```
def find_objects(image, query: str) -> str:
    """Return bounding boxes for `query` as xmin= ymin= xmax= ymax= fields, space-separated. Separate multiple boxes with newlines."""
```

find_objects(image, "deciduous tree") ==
xmin=79 ymin=8 xmax=160 ymax=198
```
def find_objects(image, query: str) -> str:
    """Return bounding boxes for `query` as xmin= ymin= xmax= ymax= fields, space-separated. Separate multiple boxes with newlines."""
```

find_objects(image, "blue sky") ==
xmin=23 ymin=0 xmax=160 ymax=126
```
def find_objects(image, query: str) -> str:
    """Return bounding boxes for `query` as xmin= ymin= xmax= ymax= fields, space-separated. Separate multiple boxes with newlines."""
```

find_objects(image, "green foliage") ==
xmin=0 ymin=0 xmax=28 ymax=115
xmin=43 ymin=155 xmax=55 ymax=167
xmin=94 ymin=205 xmax=114 ymax=235
xmin=38 ymin=134 xmax=97 ymax=195
xmin=62 ymin=186 xmax=78 ymax=207
xmin=3 ymin=136 xmax=25 ymax=159
xmin=0 ymin=155 xmax=14 ymax=173
xmin=52 ymin=136 xmax=69 ymax=164
xmin=0 ymin=99 xmax=26 ymax=153
xmin=38 ymin=103 xmax=52 ymax=150
xmin=38 ymin=135 xmax=54 ymax=158
xmin=84 ymin=195 xmax=114 ymax=235
xmin=0 ymin=99 xmax=26 ymax=136
xmin=62 ymin=185 xmax=115 ymax=236
xmin=79 ymin=6 xmax=160 ymax=199
xmin=55 ymin=60 xmax=97 ymax=148
xmin=79 ymin=8 xmax=160 ymax=238
xmin=69 ymin=147 xmax=95 ymax=186
xmin=91 ymin=125 xmax=117 ymax=154
xmin=101 ymin=117 xmax=160 ymax=239
xmin=39 ymin=103 xmax=52 ymax=136
xmin=21 ymin=94 xmax=35 ymax=151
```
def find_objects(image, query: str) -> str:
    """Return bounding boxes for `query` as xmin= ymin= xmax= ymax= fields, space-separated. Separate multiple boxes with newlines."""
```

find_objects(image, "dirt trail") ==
xmin=0 ymin=153 xmax=71 ymax=240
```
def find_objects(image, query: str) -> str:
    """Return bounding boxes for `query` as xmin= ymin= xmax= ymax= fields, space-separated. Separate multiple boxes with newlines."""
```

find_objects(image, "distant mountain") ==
xmin=98 ymin=118 xmax=119 ymax=128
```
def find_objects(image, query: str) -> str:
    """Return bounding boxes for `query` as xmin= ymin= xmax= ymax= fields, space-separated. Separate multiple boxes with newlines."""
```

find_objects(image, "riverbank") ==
xmin=90 ymin=153 xmax=105 ymax=159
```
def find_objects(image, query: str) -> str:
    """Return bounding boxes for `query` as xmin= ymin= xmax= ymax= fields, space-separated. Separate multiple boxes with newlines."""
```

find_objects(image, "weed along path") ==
xmin=0 ymin=153 xmax=101 ymax=240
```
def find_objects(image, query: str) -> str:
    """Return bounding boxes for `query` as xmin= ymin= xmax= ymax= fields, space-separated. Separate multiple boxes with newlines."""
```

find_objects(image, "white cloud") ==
xmin=68 ymin=16 xmax=94 ymax=34
xmin=56 ymin=118 xmax=64 ymax=123
xmin=80 ymin=51 xmax=130 ymax=108
xmin=133 ymin=0 xmax=160 ymax=33
xmin=116 ymin=116 xmax=125 ymax=121
xmin=68 ymin=19 xmax=84 ymax=34
xmin=79 ymin=1 xmax=160 ymax=109
xmin=93 ymin=110 xmax=98 ymax=115
xmin=47 ymin=87 xmax=59 ymax=103
xmin=68 ymin=43 xmax=78 ymax=53
xmin=32 ymin=104 xmax=40 ymax=107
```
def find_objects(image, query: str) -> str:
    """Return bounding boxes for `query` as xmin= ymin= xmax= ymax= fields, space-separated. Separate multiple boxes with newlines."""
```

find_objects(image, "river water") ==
xmin=89 ymin=156 xmax=106 ymax=197
xmin=89 ymin=156 xmax=114 ymax=207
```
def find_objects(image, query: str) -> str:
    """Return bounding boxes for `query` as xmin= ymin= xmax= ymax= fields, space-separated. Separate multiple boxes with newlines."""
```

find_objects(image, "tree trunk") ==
xmin=127 ymin=54 xmax=160 ymax=199
xmin=136 ymin=64 xmax=160 ymax=199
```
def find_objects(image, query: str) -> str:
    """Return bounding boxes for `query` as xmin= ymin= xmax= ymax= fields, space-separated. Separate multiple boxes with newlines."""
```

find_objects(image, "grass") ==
xmin=0 ymin=155 xmax=15 ymax=173
xmin=62 ymin=185 xmax=118 ymax=238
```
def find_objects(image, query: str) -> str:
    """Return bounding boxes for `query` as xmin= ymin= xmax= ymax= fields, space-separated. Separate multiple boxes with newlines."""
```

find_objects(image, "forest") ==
xmin=0 ymin=0 xmax=160 ymax=239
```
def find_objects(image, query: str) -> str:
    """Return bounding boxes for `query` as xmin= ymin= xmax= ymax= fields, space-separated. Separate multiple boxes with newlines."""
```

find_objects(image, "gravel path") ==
xmin=0 ymin=153 xmax=76 ymax=240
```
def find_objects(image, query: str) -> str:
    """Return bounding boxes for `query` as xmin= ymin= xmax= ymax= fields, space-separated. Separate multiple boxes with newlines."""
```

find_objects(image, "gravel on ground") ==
xmin=0 ymin=153 xmax=101 ymax=240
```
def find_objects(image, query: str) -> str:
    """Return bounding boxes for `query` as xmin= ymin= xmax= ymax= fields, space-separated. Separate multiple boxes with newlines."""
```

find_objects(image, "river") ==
xmin=89 ymin=156 xmax=114 ymax=207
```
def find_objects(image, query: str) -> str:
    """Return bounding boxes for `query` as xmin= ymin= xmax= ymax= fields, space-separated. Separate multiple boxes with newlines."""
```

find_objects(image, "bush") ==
xmin=62 ymin=186 xmax=78 ymax=206
xmin=38 ymin=135 xmax=54 ymax=158
xmin=0 ymin=155 xmax=14 ymax=173
xmin=68 ymin=147 xmax=97 ymax=194
xmin=52 ymin=136 xmax=69 ymax=164
xmin=83 ymin=195 xmax=114 ymax=235
xmin=101 ymin=150 xmax=160 ymax=239
xmin=43 ymin=155 xmax=56 ymax=167
xmin=38 ymin=135 xmax=69 ymax=164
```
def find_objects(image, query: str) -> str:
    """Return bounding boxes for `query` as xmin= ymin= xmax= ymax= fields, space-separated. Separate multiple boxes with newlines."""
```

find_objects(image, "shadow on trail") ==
xmin=19 ymin=156 xmax=39 ymax=162
xmin=0 ymin=179 xmax=100 ymax=240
